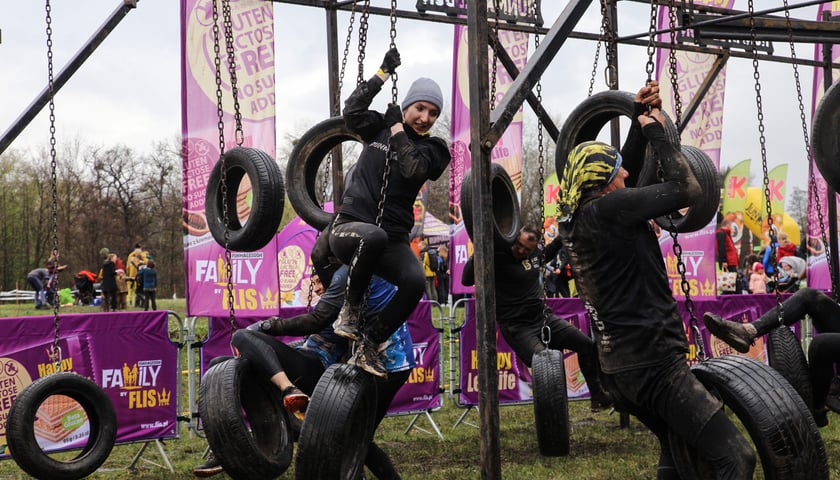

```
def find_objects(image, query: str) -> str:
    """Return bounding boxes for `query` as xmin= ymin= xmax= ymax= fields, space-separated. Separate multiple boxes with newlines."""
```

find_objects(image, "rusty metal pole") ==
xmin=466 ymin=1 xmax=501 ymax=478
xmin=325 ymin=2 xmax=344 ymax=205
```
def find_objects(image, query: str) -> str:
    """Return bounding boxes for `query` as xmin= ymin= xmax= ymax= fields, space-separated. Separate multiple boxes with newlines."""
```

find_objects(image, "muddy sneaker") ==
xmin=825 ymin=393 xmax=840 ymax=414
xmin=333 ymin=304 xmax=362 ymax=341
xmin=348 ymin=338 xmax=388 ymax=378
xmin=282 ymin=385 xmax=310 ymax=418
xmin=702 ymin=313 xmax=754 ymax=354
xmin=813 ymin=406 xmax=829 ymax=428
xmin=192 ymin=451 xmax=224 ymax=478
xmin=589 ymin=390 xmax=614 ymax=413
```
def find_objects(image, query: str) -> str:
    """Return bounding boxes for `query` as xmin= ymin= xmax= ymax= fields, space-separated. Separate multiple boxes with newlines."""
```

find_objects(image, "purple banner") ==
xmin=456 ymin=294 xmax=793 ymax=407
xmin=181 ymin=0 xmax=280 ymax=317
xmin=387 ymin=301 xmax=442 ymax=414
xmin=807 ymin=4 xmax=840 ymax=291
xmin=0 ymin=311 xmax=178 ymax=455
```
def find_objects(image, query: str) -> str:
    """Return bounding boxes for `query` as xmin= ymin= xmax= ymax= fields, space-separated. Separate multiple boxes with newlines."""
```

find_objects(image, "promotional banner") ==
xmin=275 ymin=217 xmax=321 ymax=308
xmin=449 ymin=25 xmax=527 ymax=294
xmin=181 ymin=0 xmax=280 ymax=316
xmin=721 ymin=159 xmax=750 ymax=252
xmin=807 ymin=4 xmax=840 ymax=290
xmin=0 ymin=311 xmax=178 ymax=456
xmin=200 ymin=302 xmax=443 ymax=416
xmin=655 ymin=0 xmax=735 ymax=298
xmin=743 ymin=186 xmax=801 ymax=248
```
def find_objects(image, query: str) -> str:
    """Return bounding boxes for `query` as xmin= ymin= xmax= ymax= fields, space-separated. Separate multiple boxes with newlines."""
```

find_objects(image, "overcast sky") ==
xmin=1 ymin=1 xmax=828 ymax=206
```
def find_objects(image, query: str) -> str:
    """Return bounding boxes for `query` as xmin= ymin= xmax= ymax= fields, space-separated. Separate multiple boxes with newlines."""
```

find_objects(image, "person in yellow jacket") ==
xmin=126 ymin=243 xmax=148 ymax=307
xmin=420 ymin=240 xmax=438 ymax=302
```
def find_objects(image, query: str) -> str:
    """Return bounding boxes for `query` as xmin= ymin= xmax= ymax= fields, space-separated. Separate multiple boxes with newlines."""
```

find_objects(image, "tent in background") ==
xmin=421 ymin=212 xmax=450 ymax=246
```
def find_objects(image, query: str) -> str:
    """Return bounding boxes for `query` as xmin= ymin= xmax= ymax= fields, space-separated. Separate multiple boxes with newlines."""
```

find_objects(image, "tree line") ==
xmin=0 ymin=136 xmax=183 ymax=298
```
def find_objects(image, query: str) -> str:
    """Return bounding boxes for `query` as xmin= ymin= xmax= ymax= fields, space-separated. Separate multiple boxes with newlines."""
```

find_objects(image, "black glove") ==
xmin=380 ymin=47 xmax=401 ymax=74
xmin=384 ymin=103 xmax=403 ymax=127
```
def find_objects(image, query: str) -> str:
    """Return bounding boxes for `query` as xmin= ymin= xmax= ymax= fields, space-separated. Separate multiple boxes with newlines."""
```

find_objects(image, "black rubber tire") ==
xmin=6 ymin=372 xmax=117 ymax=480
xmin=767 ymin=326 xmax=814 ymax=411
xmin=669 ymin=355 xmax=828 ymax=480
xmin=205 ymin=146 xmax=285 ymax=252
xmin=649 ymin=145 xmax=720 ymax=233
xmin=531 ymin=349 xmax=570 ymax=457
xmin=555 ymin=90 xmax=680 ymax=188
xmin=460 ymin=162 xmax=521 ymax=247
xmin=295 ymin=363 xmax=377 ymax=480
xmin=286 ymin=117 xmax=364 ymax=230
xmin=812 ymin=80 xmax=840 ymax=193
xmin=198 ymin=357 xmax=294 ymax=480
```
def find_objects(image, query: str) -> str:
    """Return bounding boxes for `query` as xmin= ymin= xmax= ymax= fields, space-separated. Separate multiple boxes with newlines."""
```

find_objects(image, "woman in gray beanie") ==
xmin=329 ymin=47 xmax=451 ymax=377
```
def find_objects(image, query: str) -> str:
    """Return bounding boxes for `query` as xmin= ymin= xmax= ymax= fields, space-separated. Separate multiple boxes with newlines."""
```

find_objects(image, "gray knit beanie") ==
xmin=401 ymin=77 xmax=444 ymax=111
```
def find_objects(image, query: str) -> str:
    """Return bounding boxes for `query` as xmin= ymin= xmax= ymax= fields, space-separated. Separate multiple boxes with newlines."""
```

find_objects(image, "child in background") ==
xmin=749 ymin=262 xmax=766 ymax=294
xmin=116 ymin=269 xmax=129 ymax=310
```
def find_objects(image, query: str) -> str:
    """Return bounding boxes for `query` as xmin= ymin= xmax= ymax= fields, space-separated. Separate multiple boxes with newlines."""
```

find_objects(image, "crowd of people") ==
xmin=24 ymin=242 xmax=159 ymax=312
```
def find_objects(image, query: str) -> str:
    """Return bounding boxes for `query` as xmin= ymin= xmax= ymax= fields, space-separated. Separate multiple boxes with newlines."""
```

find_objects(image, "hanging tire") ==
xmin=648 ymin=145 xmax=720 ymax=233
xmin=669 ymin=355 xmax=828 ymax=480
xmin=205 ymin=146 xmax=284 ymax=252
xmin=767 ymin=326 xmax=813 ymax=411
xmin=198 ymin=357 xmax=294 ymax=480
xmin=460 ymin=162 xmax=521 ymax=247
xmin=812 ymin=80 xmax=840 ymax=193
xmin=295 ymin=363 xmax=377 ymax=480
xmin=6 ymin=372 xmax=117 ymax=480
xmin=286 ymin=117 xmax=364 ymax=230
xmin=555 ymin=90 xmax=680 ymax=188
xmin=531 ymin=349 xmax=570 ymax=457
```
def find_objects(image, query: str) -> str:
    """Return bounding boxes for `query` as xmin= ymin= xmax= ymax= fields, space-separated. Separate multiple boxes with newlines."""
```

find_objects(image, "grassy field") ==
xmin=0 ymin=300 xmax=837 ymax=479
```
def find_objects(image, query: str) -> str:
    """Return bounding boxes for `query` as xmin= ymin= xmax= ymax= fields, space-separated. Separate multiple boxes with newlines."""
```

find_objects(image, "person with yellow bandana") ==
xmin=556 ymin=82 xmax=755 ymax=480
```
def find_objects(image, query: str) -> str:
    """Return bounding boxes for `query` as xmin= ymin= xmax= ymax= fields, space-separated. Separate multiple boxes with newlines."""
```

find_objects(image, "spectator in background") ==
xmin=749 ymin=262 xmax=766 ymax=294
xmin=420 ymin=240 xmax=438 ymax=302
xmin=436 ymin=244 xmax=450 ymax=305
xmin=126 ymin=243 xmax=148 ymax=307
xmin=116 ymin=269 xmax=129 ymax=311
xmin=142 ymin=260 xmax=158 ymax=311
xmin=135 ymin=262 xmax=147 ymax=309
xmin=26 ymin=267 xmax=50 ymax=310
xmin=99 ymin=253 xmax=118 ymax=312
xmin=715 ymin=219 xmax=739 ymax=273
xmin=776 ymin=232 xmax=797 ymax=261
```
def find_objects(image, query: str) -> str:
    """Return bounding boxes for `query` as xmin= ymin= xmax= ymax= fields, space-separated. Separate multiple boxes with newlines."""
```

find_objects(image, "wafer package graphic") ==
xmin=33 ymin=394 xmax=86 ymax=444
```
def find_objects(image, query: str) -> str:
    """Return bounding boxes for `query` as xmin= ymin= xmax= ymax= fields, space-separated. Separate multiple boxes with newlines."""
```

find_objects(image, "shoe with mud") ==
xmin=333 ymin=304 xmax=362 ymax=341
xmin=702 ymin=313 xmax=753 ymax=354
xmin=192 ymin=451 xmax=224 ymax=478
xmin=348 ymin=338 xmax=387 ymax=378
xmin=590 ymin=390 xmax=614 ymax=413
xmin=282 ymin=386 xmax=309 ymax=420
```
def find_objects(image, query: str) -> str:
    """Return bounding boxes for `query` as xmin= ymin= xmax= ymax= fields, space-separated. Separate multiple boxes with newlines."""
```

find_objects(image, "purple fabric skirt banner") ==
xmin=201 ymin=303 xmax=443 ymax=416
xmin=387 ymin=301 xmax=442 ymax=415
xmin=0 ymin=311 xmax=178 ymax=456
xmin=457 ymin=294 xmax=797 ymax=407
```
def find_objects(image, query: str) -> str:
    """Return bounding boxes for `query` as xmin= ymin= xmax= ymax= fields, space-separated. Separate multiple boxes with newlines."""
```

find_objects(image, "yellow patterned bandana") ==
xmin=557 ymin=141 xmax=622 ymax=221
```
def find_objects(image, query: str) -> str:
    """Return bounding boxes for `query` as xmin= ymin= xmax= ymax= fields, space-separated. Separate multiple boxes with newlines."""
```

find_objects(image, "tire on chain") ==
xmin=669 ymin=355 xmax=828 ymax=480
xmin=295 ymin=363 xmax=377 ymax=480
xmin=460 ymin=162 xmax=521 ymax=248
xmin=198 ymin=357 xmax=294 ymax=480
xmin=205 ymin=147 xmax=285 ymax=252
xmin=286 ymin=117 xmax=364 ymax=231
xmin=555 ymin=90 xmax=680 ymax=189
xmin=767 ymin=325 xmax=813 ymax=411
xmin=6 ymin=372 xmax=117 ymax=480
xmin=812 ymin=80 xmax=840 ymax=193
xmin=532 ymin=349 xmax=570 ymax=456
xmin=646 ymin=145 xmax=720 ymax=233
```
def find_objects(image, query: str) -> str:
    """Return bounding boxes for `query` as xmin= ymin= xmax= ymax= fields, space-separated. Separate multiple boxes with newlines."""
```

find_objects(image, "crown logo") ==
xmin=699 ymin=278 xmax=716 ymax=297
xmin=158 ymin=388 xmax=172 ymax=406
xmin=260 ymin=288 xmax=279 ymax=309
xmin=123 ymin=362 xmax=139 ymax=388
xmin=665 ymin=253 xmax=680 ymax=277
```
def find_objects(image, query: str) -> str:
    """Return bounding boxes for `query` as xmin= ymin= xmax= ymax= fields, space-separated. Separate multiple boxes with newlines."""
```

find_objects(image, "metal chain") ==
xmin=783 ymin=1 xmax=836 ymax=297
xmin=587 ymin=1 xmax=608 ymax=97
xmin=489 ymin=0 xmax=502 ymax=110
xmin=644 ymin=0 xmax=657 ymax=83
xmin=356 ymin=0 xmax=370 ymax=85
xmin=388 ymin=0 xmax=398 ymax=103
xmin=211 ymin=0 xmax=236 ymax=333
xmin=602 ymin=0 xmax=617 ymax=89
xmin=533 ymin=30 xmax=552 ymax=347
xmin=222 ymin=0 xmax=244 ymax=145
xmin=667 ymin=1 xmax=682 ymax=127
xmin=45 ymin=0 xmax=62 ymax=370
xmin=747 ymin=0 xmax=784 ymax=322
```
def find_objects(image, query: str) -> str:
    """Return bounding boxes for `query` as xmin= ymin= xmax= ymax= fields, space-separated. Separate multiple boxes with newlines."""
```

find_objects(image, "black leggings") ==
xmin=230 ymin=329 xmax=325 ymax=395
xmin=809 ymin=333 xmax=840 ymax=410
xmin=754 ymin=287 xmax=840 ymax=335
xmin=330 ymin=219 xmax=425 ymax=343
xmin=365 ymin=369 xmax=411 ymax=480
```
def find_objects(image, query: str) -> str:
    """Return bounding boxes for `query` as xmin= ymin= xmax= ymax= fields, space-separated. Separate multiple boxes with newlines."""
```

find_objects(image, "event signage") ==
xmin=0 ymin=311 xmax=178 ymax=456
